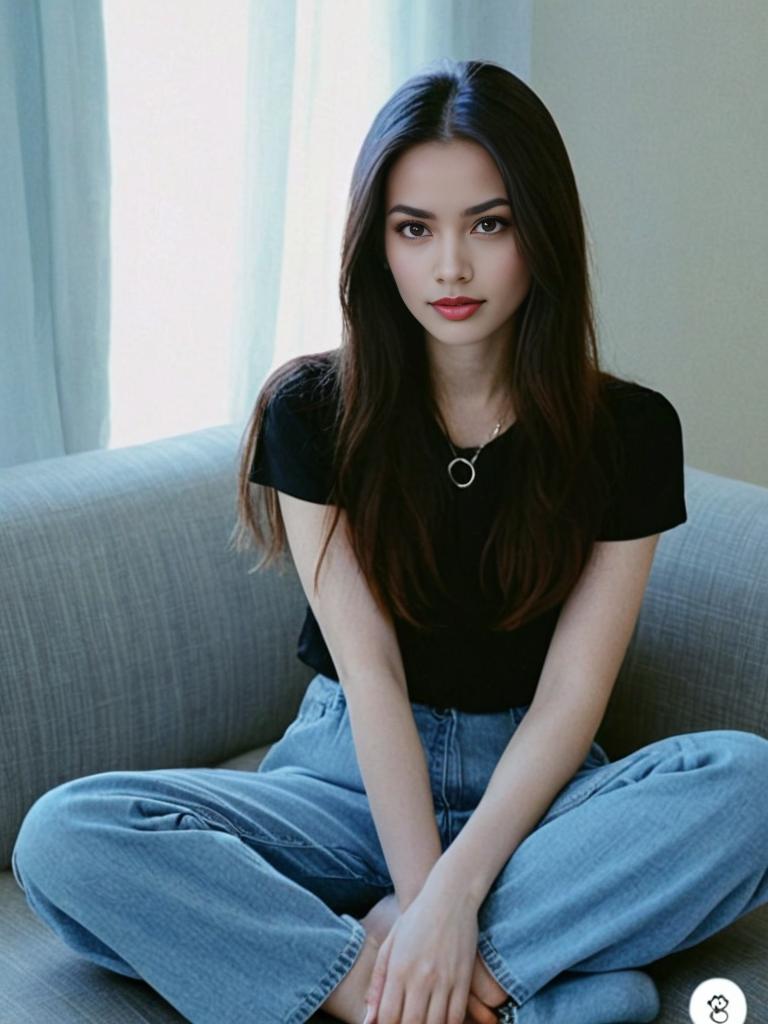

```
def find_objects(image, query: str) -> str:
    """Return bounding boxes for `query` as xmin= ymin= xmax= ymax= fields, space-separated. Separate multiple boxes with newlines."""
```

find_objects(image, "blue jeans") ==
xmin=11 ymin=673 xmax=768 ymax=1024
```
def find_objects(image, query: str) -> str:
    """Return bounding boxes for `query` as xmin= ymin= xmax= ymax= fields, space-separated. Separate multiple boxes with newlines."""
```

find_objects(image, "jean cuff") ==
xmin=477 ymin=932 xmax=531 ymax=1006
xmin=286 ymin=914 xmax=367 ymax=1024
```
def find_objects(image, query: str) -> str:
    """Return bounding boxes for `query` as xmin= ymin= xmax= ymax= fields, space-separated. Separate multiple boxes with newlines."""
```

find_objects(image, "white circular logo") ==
xmin=689 ymin=978 xmax=748 ymax=1024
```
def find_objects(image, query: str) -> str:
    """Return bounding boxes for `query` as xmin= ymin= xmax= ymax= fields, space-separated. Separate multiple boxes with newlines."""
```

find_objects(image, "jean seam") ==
xmin=477 ymin=933 xmax=531 ymax=1007
xmin=209 ymin=812 xmax=387 ymax=886
xmin=296 ymin=700 xmax=329 ymax=726
xmin=11 ymin=847 xmax=25 ymax=892
xmin=241 ymin=829 xmax=387 ymax=884
xmin=174 ymin=800 xmax=368 ymax=877
xmin=541 ymin=783 xmax=600 ymax=823
xmin=163 ymin=801 xmax=242 ymax=836
xmin=286 ymin=915 xmax=367 ymax=1024
xmin=539 ymin=757 xmax=630 ymax=824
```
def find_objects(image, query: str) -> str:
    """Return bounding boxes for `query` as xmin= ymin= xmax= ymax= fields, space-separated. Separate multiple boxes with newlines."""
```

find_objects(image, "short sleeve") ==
xmin=596 ymin=389 xmax=687 ymax=541
xmin=248 ymin=382 xmax=336 ymax=505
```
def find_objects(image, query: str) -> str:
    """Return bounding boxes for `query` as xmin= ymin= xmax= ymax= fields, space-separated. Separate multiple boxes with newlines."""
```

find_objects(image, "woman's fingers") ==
xmin=365 ymin=926 xmax=397 ymax=1021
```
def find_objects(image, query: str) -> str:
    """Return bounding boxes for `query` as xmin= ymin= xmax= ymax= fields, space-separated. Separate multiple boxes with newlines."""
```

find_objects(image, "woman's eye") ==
xmin=395 ymin=216 xmax=508 ymax=239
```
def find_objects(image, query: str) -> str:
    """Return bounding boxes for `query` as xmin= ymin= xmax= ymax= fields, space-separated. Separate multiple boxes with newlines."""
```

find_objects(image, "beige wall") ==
xmin=532 ymin=1 xmax=767 ymax=486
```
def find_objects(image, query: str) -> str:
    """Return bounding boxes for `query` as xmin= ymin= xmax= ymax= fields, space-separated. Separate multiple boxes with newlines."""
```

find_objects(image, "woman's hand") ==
xmin=361 ymin=894 xmax=501 ymax=1024
xmin=364 ymin=877 xmax=483 ymax=1024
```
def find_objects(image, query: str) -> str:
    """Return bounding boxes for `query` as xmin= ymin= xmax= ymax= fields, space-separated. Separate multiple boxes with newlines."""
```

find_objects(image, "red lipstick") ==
xmin=430 ymin=296 xmax=485 ymax=321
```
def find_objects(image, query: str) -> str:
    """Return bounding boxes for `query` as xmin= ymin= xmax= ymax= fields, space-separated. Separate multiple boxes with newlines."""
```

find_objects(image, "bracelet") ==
xmin=495 ymin=997 xmax=518 ymax=1023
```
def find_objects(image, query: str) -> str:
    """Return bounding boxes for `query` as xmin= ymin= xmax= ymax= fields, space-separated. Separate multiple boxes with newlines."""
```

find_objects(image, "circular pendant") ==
xmin=448 ymin=457 xmax=476 ymax=488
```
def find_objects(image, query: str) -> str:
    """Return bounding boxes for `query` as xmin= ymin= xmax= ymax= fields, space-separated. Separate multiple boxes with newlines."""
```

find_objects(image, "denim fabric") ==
xmin=11 ymin=673 xmax=768 ymax=1024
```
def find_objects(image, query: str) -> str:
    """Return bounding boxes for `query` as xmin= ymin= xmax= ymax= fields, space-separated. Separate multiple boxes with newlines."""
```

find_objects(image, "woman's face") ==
xmin=383 ymin=139 xmax=531 ymax=355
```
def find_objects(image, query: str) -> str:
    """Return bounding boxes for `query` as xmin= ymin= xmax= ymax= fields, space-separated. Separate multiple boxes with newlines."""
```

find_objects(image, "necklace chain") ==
xmin=445 ymin=410 xmax=508 ymax=489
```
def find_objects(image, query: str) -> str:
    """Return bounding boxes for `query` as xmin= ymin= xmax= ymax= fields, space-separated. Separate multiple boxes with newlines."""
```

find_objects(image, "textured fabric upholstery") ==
xmin=1 ymin=424 xmax=765 ymax=1022
xmin=1 ymin=426 xmax=314 ymax=873
xmin=598 ymin=467 xmax=768 ymax=757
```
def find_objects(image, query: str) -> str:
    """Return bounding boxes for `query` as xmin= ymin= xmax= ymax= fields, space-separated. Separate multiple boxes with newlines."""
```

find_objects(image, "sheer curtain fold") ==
xmin=0 ymin=0 xmax=110 ymax=468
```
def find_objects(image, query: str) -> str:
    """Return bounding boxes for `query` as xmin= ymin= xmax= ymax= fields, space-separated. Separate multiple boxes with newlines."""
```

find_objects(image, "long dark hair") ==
xmin=230 ymin=57 xmax=627 ymax=633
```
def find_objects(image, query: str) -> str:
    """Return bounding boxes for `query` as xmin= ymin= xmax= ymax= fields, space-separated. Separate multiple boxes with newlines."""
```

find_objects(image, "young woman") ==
xmin=12 ymin=59 xmax=768 ymax=1024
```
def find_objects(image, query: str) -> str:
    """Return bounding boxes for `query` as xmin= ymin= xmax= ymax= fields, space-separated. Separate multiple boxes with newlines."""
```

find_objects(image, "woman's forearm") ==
xmin=342 ymin=674 xmax=443 ymax=909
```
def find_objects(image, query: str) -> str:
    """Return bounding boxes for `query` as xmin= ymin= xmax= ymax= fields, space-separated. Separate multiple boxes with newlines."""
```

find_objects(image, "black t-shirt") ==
xmin=248 ymin=360 xmax=687 ymax=712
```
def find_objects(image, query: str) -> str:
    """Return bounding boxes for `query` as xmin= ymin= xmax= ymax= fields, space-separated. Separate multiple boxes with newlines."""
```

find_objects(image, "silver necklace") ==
xmin=445 ymin=415 xmax=505 ymax=489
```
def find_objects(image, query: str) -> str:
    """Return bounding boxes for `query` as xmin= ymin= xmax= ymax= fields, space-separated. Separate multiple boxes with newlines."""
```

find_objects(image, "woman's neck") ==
xmin=435 ymin=392 xmax=516 ymax=449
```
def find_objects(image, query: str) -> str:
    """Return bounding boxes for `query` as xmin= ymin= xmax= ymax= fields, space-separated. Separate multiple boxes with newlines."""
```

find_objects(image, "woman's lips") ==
xmin=431 ymin=301 xmax=484 ymax=321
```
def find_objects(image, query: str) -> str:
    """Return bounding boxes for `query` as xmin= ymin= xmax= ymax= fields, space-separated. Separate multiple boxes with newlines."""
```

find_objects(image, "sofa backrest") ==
xmin=0 ymin=424 xmax=312 ymax=870
xmin=2 ymin=424 xmax=766 ymax=870
xmin=600 ymin=465 xmax=768 ymax=758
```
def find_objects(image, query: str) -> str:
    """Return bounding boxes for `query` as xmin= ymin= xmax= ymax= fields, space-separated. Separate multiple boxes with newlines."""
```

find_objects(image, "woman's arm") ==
xmin=277 ymin=492 xmax=442 ymax=908
xmin=344 ymin=670 xmax=443 ymax=909
xmin=429 ymin=533 xmax=661 ymax=907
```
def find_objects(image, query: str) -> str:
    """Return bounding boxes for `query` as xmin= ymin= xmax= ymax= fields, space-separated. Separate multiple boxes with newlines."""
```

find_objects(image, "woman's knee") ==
xmin=13 ymin=771 xmax=135 ymax=892
xmin=694 ymin=728 xmax=768 ymax=769
xmin=689 ymin=728 xmax=768 ymax=815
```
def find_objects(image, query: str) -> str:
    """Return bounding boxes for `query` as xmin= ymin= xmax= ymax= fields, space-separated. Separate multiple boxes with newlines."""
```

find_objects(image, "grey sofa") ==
xmin=2 ymin=423 xmax=766 ymax=1023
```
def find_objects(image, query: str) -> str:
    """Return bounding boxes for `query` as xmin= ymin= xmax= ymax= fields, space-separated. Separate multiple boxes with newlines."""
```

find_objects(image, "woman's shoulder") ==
xmin=600 ymin=375 xmax=682 ymax=436
xmin=595 ymin=376 xmax=686 ymax=538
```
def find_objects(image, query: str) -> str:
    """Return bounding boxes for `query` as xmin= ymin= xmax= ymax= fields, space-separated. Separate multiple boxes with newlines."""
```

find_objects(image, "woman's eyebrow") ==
xmin=387 ymin=197 xmax=511 ymax=219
